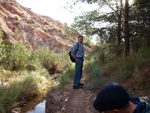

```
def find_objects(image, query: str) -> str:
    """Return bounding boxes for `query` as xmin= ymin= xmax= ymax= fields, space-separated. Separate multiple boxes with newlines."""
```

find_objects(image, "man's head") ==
xmin=93 ymin=83 xmax=136 ymax=113
xmin=78 ymin=35 xmax=84 ymax=44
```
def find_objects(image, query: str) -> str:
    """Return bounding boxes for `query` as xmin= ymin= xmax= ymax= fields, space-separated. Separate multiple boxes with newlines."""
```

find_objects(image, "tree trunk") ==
xmin=124 ymin=0 xmax=130 ymax=56
xmin=117 ymin=0 xmax=123 ymax=46
xmin=117 ymin=14 xmax=121 ymax=46
xmin=116 ymin=0 xmax=123 ymax=56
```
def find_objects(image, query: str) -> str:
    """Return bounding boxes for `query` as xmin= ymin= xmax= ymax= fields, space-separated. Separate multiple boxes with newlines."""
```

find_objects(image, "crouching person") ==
xmin=93 ymin=82 xmax=150 ymax=113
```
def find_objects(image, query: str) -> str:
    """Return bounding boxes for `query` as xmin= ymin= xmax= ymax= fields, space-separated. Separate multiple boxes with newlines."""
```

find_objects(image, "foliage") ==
xmin=70 ymin=0 xmax=150 ymax=56
xmin=0 ymin=69 xmax=52 ymax=113
xmin=88 ymin=66 xmax=101 ymax=89
xmin=0 ymin=41 xmax=36 ymax=70
xmin=0 ymin=75 xmax=38 ymax=113
xmin=84 ymin=52 xmax=102 ymax=89
xmin=0 ymin=38 xmax=69 ymax=73
xmin=0 ymin=38 xmax=71 ymax=112
xmin=0 ymin=30 xmax=3 ymax=38
xmin=71 ymin=10 xmax=98 ymax=37
xmin=64 ymin=25 xmax=80 ymax=38
xmin=59 ymin=65 xmax=75 ymax=87
xmin=85 ymin=46 xmax=150 ymax=89
xmin=101 ymin=48 xmax=150 ymax=80
xmin=83 ymin=37 xmax=93 ymax=47
xmin=34 ymin=48 xmax=68 ymax=74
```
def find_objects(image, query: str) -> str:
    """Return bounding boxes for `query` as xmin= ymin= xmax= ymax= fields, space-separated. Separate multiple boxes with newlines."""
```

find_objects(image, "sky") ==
xmin=16 ymin=0 xmax=134 ymax=45
xmin=16 ymin=0 xmax=98 ymax=26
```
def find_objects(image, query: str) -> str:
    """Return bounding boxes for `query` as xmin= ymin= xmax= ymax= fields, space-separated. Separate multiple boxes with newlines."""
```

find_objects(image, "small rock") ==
xmin=61 ymin=105 xmax=66 ymax=112
xmin=65 ymin=97 xmax=69 ymax=102
xmin=57 ymin=95 xmax=63 ymax=101
xmin=19 ymin=100 xmax=26 ymax=107
xmin=11 ymin=108 xmax=21 ymax=113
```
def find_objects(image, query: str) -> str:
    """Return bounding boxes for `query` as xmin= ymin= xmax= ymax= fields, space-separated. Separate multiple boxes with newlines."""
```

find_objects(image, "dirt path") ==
xmin=46 ymin=73 xmax=99 ymax=113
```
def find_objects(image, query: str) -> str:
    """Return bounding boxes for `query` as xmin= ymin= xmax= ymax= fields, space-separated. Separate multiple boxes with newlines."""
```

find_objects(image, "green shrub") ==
xmin=59 ymin=74 xmax=68 ymax=87
xmin=87 ymin=66 xmax=101 ymax=89
xmin=0 ymin=30 xmax=3 ymax=38
xmin=145 ymin=82 xmax=150 ymax=91
xmin=0 ymin=75 xmax=38 ymax=113
xmin=35 ymin=48 xmax=67 ymax=74
xmin=0 ymin=43 xmax=36 ymax=71
xmin=85 ymin=46 xmax=150 ymax=89
xmin=64 ymin=26 xmax=80 ymax=38
xmin=59 ymin=65 xmax=75 ymax=87
xmin=84 ymin=59 xmax=97 ymax=72
xmin=123 ymin=48 xmax=150 ymax=74
xmin=99 ymin=48 xmax=150 ymax=82
xmin=0 ymin=70 xmax=52 ymax=113
xmin=91 ymin=66 xmax=101 ymax=81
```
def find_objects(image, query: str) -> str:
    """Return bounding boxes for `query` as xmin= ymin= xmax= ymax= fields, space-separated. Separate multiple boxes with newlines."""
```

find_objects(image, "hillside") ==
xmin=0 ymin=0 xmax=82 ymax=52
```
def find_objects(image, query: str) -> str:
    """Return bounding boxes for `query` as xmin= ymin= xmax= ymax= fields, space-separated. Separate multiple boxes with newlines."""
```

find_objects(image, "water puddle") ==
xmin=27 ymin=100 xmax=46 ymax=113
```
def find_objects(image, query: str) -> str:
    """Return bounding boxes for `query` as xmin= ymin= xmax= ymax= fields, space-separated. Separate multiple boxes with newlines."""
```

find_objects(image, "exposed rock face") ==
xmin=0 ymin=0 xmax=80 ymax=52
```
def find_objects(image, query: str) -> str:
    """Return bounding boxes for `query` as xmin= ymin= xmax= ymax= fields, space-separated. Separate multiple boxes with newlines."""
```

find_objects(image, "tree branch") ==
xmin=103 ymin=0 xmax=117 ymax=12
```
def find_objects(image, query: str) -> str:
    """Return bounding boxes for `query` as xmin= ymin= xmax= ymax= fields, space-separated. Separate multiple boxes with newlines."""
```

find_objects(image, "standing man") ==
xmin=71 ymin=36 xmax=84 ymax=89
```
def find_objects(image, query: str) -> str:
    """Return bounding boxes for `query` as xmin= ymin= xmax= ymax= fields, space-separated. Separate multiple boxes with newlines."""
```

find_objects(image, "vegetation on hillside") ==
xmin=0 ymin=37 xmax=71 ymax=113
xmin=84 ymin=47 xmax=150 ymax=90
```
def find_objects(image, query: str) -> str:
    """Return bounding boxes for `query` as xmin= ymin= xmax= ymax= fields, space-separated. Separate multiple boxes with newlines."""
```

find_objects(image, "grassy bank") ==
xmin=84 ymin=48 xmax=150 ymax=92
xmin=0 ymin=39 xmax=70 ymax=113
xmin=0 ymin=70 xmax=51 ymax=113
xmin=59 ymin=64 xmax=75 ymax=87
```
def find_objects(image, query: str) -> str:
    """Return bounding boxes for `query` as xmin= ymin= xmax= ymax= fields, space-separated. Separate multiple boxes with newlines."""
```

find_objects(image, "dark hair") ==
xmin=93 ymin=83 xmax=129 ymax=112
xmin=78 ymin=35 xmax=84 ymax=38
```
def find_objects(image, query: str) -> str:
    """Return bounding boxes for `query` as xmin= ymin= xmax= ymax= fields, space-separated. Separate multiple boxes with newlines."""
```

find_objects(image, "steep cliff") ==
xmin=0 ymin=0 xmax=80 ymax=52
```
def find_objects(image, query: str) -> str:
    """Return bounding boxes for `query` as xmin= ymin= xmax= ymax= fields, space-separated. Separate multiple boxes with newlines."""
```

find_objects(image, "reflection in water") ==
xmin=27 ymin=100 xmax=46 ymax=113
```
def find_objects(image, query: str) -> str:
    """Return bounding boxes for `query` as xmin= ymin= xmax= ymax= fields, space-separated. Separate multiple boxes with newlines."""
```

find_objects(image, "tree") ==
xmin=129 ymin=0 xmax=150 ymax=48
xmin=71 ymin=0 xmax=125 ymax=56
xmin=69 ymin=0 xmax=150 ymax=56
xmin=124 ymin=0 xmax=130 ymax=56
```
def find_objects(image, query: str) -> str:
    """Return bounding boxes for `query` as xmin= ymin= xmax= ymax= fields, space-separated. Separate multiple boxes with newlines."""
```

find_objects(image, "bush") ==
xmin=64 ymin=26 xmax=80 ymax=38
xmin=87 ymin=66 xmax=101 ymax=89
xmin=0 ymin=75 xmax=38 ymax=113
xmin=123 ymin=48 xmax=150 ymax=74
xmin=59 ymin=65 xmax=75 ymax=87
xmin=84 ymin=47 xmax=150 ymax=89
xmin=0 ymin=70 xmax=51 ymax=113
xmin=84 ymin=58 xmax=97 ymax=72
xmin=35 ymin=48 xmax=68 ymax=74
xmin=0 ymin=43 xmax=36 ymax=70
xmin=0 ymin=39 xmax=71 ymax=112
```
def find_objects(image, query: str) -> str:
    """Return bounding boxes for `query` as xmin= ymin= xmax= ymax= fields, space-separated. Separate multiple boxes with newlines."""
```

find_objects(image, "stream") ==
xmin=21 ymin=76 xmax=59 ymax=113
xmin=27 ymin=100 xmax=46 ymax=113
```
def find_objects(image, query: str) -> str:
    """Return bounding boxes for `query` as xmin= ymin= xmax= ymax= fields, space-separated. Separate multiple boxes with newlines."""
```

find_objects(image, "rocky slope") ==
xmin=0 ymin=0 xmax=81 ymax=52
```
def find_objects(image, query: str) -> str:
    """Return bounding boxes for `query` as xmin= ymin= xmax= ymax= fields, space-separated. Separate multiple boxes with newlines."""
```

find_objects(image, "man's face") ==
xmin=78 ymin=37 xmax=83 ymax=44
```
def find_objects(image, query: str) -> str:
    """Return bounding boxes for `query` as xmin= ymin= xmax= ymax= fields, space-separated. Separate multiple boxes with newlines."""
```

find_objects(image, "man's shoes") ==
xmin=79 ymin=83 xmax=84 ymax=86
xmin=73 ymin=86 xmax=83 ymax=89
